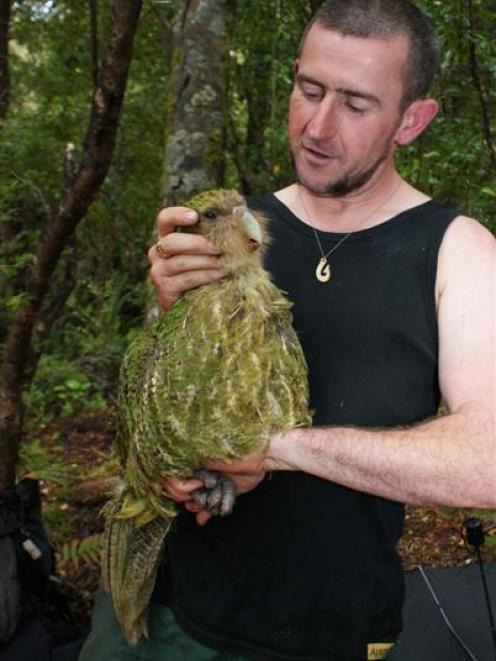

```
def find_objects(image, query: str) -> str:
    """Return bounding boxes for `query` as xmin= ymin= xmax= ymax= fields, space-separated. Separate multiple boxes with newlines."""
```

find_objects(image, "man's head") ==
xmin=289 ymin=0 xmax=439 ymax=197
xmin=300 ymin=0 xmax=439 ymax=110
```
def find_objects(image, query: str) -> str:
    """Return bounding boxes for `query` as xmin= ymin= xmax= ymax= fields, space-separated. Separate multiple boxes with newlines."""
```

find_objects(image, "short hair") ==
xmin=299 ymin=0 xmax=439 ymax=109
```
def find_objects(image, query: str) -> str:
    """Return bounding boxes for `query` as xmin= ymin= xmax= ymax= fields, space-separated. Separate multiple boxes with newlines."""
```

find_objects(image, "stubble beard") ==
xmin=293 ymin=134 xmax=395 ymax=198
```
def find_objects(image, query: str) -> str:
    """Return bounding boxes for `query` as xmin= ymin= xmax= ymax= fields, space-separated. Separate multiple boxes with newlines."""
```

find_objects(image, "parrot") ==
xmin=101 ymin=189 xmax=311 ymax=645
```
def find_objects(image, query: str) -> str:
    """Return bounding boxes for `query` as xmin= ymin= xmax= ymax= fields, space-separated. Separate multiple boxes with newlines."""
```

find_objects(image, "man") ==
xmin=80 ymin=1 xmax=495 ymax=659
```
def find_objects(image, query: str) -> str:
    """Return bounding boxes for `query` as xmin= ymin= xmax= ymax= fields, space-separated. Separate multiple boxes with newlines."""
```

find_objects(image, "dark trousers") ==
xmin=78 ymin=588 xmax=247 ymax=661
xmin=79 ymin=588 xmax=398 ymax=661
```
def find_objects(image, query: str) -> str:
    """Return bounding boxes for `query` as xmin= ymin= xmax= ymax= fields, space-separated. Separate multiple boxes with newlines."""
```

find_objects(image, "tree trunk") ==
xmin=0 ymin=0 xmax=11 ymax=122
xmin=466 ymin=0 xmax=496 ymax=172
xmin=161 ymin=0 xmax=230 ymax=204
xmin=0 ymin=0 xmax=143 ymax=491
xmin=228 ymin=1 xmax=279 ymax=193
xmin=89 ymin=0 xmax=100 ymax=89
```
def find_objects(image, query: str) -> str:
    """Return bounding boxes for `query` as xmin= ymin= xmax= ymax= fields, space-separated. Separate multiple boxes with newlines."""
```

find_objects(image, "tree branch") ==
xmin=0 ymin=0 xmax=11 ymax=122
xmin=89 ymin=0 xmax=99 ymax=89
xmin=161 ymin=0 xmax=228 ymax=204
xmin=142 ymin=0 xmax=174 ymax=39
xmin=466 ymin=0 xmax=496 ymax=171
xmin=0 ymin=0 xmax=143 ymax=491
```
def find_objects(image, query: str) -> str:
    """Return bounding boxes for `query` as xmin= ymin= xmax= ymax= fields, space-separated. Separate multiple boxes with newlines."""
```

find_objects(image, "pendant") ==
xmin=316 ymin=257 xmax=331 ymax=283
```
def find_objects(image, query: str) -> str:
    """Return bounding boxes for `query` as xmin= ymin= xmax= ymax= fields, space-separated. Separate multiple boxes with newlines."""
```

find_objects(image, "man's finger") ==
xmin=151 ymin=269 xmax=226 ymax=310
xmin=163 ymin=477 xmax=204 ymax=502
xmin=156 ymin=207 xmax=198 ymax=238
xmin=184 ymin=502 xmax=213 ymax=525
xmin=196 ymin=511 xmax=213 ymax=526
xmin=150 ymin=253 xmax=223 ymax=279
xmin=148 ymin=236 xmax=220 ymax=270
xmin=149 ymin=249 xmax=226 ymax=312
xmin=184 ymin=500 xmax=206 ymax=513
xmin=170 ymin=255 xmax=223 ymax=276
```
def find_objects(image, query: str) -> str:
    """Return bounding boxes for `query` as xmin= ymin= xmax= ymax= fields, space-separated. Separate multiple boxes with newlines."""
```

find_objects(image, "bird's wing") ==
xmin=114 ymin=298 xmax=188 ymax=469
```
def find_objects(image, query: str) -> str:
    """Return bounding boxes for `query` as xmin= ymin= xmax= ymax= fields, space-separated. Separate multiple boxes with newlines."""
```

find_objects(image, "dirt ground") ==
xmin=24 ymin=413 xmax=496 ymax=628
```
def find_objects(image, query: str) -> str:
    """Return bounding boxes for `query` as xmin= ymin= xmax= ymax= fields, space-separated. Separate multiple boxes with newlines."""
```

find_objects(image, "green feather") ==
xmin=102 ymin=190 xmax=311 ymax=644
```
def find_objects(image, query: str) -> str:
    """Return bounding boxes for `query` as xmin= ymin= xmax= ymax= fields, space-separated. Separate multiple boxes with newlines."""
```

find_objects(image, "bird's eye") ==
xmin=203 ymin=210 xmax=217 ymax=220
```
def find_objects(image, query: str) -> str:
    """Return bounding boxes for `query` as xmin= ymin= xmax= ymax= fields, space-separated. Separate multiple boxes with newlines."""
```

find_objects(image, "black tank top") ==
xmin=154 ymin=195 xmax=458 ymax=661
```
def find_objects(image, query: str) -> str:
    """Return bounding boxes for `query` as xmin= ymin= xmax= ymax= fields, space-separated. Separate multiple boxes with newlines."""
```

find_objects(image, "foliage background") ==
xmin=1 ymin=0 xmax=494 ymax=430
xmin=0 ymin=0 xmax=494 ymax=624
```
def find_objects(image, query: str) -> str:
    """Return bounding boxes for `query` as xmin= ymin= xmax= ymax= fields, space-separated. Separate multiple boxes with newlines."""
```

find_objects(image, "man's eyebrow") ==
xmin=296 ymin=73 xmax=381 ymax=107
xmin=296 ymin=73 xmax=324 ymax=87
xmin=336 ymin=87 xmax=382 ymax=107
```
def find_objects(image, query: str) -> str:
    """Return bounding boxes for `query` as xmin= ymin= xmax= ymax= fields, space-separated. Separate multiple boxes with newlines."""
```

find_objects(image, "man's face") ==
xmin=288 ymin=25 xmax=409 ymax=197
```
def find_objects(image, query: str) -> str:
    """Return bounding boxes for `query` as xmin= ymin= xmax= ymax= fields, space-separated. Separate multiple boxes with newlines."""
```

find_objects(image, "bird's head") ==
xmin=179 ymin=189 xmax=268 ymax=273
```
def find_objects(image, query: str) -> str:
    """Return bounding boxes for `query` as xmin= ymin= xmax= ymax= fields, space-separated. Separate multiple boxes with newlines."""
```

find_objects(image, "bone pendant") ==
xmin=316 ymin=257 xmax=331 ymax=283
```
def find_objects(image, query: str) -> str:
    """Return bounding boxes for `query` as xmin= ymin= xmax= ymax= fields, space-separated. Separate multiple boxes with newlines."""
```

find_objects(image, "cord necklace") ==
xmin=297 ymin=179 xmax=402 ymax=283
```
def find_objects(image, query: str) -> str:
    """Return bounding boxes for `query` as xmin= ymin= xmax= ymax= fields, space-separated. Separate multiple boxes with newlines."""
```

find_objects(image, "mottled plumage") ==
xmin=102 ymin=189 xmax=311 ymax=644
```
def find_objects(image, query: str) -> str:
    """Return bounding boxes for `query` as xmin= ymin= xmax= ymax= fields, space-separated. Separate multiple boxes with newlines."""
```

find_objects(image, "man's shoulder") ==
xmin=440 ymin=214 xmax=495 ymax=249
xmin=436 ymin=213 xmax=495 ymax=297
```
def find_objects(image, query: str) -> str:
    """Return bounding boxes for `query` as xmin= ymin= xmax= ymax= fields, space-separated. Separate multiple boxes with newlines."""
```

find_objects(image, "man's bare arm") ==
xmin=155 ymin=213 xmax=495 ymax=512
xmin=265 ymin=216 xmax=496 ymax=507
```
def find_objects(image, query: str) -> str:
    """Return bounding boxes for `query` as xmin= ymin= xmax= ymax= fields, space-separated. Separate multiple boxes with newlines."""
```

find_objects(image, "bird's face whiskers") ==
xmin=176 ymin=191 xmax=266 ymax=263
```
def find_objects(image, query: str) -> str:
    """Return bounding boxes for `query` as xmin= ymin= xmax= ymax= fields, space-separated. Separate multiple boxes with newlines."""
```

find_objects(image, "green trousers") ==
xmin=78 ymin=588 xmax=398 ymax=661
xmin=77 ymin=588 xmax=247 ymax=661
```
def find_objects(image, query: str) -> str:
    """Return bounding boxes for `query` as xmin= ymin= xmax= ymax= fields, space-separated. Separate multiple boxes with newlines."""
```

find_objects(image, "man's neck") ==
xmin=275 ymin=173 xmax=429 ymax=233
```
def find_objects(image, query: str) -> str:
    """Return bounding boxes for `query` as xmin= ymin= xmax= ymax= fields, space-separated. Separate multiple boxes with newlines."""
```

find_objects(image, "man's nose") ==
xmin=306 ymin=98 xmax=338 ymax=141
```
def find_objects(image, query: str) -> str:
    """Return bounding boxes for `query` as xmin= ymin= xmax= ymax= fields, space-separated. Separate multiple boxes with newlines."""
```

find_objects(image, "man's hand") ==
xmin=148 ymin=206 xmax=226 ymax=313
xmin=163 ymin=452 xmax=267 ymax=526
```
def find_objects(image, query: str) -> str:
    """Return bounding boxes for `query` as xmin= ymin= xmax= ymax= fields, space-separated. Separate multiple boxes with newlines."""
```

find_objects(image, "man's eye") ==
xmin=203 ymin=210 xmax=217 ymax=220
xmin=346 ymin=102 xmax=367 ymax=114
xmin=302 ymin=86 xmax=322 ymax=100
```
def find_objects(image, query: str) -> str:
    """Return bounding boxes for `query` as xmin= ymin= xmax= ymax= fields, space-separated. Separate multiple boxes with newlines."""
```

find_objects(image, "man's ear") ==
xmin=293 ymin=59 xmax=299 ymax=76
xmin=394 ymin=98 xmax=438 ymax=146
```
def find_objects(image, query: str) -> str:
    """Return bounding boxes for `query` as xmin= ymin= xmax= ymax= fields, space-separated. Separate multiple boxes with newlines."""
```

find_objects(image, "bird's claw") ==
xmin=193 ymin=469 xmax=219 ymax=490
xmin=191 ymin=470 xmax=237 ymax=516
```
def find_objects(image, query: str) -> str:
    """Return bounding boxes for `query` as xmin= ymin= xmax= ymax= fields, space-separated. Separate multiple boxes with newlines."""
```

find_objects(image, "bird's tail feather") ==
xmin=101 ymin=489 xmax=174 ymax=645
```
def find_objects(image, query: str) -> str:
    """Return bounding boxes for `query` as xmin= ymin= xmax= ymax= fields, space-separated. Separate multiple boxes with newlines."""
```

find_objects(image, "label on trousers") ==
xmin=367 ymin=642 xmax=395 ymax=659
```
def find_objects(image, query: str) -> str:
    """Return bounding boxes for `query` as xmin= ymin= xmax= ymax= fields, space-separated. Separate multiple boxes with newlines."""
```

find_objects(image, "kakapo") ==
xmin=102 ymin=189 xmax=311 ymax=644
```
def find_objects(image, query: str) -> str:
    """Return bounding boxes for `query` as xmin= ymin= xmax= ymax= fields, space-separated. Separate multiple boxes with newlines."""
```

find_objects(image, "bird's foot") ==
xmin=192 ymin=470 xmax=238 ymax=516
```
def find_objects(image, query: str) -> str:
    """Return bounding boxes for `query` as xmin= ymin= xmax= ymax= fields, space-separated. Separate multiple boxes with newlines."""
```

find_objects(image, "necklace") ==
xmin=297 ymin=180 xmax=402 ymax=283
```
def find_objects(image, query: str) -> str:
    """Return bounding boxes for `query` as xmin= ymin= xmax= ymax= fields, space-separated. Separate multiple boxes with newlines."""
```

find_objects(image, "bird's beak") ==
xmin=234 ymin=206 xmax=263 ymax=249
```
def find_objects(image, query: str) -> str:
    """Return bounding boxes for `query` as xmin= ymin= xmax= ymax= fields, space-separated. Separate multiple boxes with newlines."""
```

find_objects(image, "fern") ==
xmin=57 ymin=533 xmax=104 ymax=571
